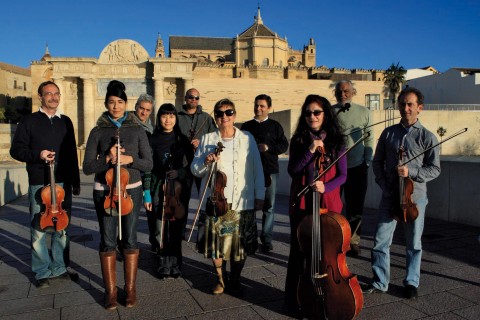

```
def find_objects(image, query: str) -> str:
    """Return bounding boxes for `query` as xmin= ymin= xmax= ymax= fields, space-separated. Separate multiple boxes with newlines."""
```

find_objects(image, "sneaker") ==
xmin=361 ymin=283 xmax=387 ymax=294
xmin=404 ymin=285 xmax=418 ymax=299
xmin=36 ymin=278 xmax=50 ymax=288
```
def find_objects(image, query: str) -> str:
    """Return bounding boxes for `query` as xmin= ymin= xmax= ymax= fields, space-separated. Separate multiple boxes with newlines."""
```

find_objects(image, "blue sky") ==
xmin=1 ymin=0 xmax=479 ymax=72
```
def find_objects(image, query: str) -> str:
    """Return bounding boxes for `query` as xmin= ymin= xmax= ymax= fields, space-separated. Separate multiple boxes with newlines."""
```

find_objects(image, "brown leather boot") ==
xmin=213 ymin=260 xmax=225 ymax=295
xmin=123 ymin=249 xmax=139 ymax=308
xmin=99 ymin=251 xmax=117 ymax=310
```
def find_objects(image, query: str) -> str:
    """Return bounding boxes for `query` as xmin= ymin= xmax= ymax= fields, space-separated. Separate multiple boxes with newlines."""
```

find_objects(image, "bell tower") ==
xmin=155 ymin=33 xmax=165 ymax=58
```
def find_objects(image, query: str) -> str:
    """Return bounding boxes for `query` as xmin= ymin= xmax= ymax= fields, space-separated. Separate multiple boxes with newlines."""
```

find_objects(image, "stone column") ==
xmin=51 ymin=77 xmax=65 ymax=111
xmin=81 ymin=78 xmax=96 ymax=146
xmin=183 ymin=78 xmax=194 ymax=96
xmin=153 ymin=77 xmax=164 ymax=120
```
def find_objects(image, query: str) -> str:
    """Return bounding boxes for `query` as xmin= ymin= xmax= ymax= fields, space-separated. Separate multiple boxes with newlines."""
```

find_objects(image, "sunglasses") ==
xmin=304 ymin=110 xmax=324 ymax=117
xmin=186 ymin=95 xmax=200 ymax=100
xmin=215 ymin=109 xmax=235 ymax=118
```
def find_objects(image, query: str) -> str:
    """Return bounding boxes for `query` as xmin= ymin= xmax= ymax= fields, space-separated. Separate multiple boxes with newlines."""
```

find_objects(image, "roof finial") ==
xmin=45 ymin=42 xmax=50 ymax=55
xmin=255 ymin=3 xmax=263 ymax=24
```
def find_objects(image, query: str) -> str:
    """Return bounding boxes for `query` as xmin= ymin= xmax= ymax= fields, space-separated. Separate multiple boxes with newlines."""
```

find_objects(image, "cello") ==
xmin=40 ymin=159 xmax=69 ymax=231
xmin=104 ymin=129 xmax=134 ymax=240
xmin=295 ymin=132 xmax=368 ymax=320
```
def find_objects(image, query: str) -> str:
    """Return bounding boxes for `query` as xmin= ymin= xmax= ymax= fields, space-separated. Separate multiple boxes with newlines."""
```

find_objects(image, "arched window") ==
xmin=262 ymin=58 xmax=269 ymax=66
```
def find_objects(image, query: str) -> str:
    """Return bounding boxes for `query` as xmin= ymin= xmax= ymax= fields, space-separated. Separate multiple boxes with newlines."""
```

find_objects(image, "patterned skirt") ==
xmin=196 ymin=208 xmax=258 ymax=261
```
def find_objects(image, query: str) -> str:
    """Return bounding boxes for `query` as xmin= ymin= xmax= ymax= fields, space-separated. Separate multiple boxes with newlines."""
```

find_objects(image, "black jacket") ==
xmin=241 ymin=118 xmax=289 ymax=174
xmin=10 ymin=111 xmax=80 ymax=187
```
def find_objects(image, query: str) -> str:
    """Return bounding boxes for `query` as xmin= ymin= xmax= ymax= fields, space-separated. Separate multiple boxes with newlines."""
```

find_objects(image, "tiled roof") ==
xmin=0 ymin=62 xmax=31 ymax=76
xmin=169 ymin=36 xmax=233 ymax=51
xmin=238 ymin=23 xmax=276 ymax=38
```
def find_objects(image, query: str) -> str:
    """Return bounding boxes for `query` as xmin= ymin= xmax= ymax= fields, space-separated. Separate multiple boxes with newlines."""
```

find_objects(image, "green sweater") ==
xmin=333 ymin=102 xmax=374 ymax=168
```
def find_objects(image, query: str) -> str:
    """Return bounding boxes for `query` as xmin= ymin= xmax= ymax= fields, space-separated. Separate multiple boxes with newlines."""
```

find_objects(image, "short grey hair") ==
xmin=135 ymin=93 xmax=155 ymax=110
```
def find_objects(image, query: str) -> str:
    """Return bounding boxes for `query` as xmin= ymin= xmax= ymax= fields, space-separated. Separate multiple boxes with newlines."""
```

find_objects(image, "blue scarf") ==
xmin=107 ymin=111 xmax=129 ymax=128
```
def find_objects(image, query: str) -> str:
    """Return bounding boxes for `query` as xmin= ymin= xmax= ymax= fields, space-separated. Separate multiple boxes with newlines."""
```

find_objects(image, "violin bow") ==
xmin=190 ymin=110 xmax=215 ymax=142
xmin=159 ymin=153 xmax=172 ymax=249
xmin=293 ymin=132 xmax=371 ymax=206
xmin=116 ymin=129 xmax=122 ymax=241
xmin=342 ymin=116 xmax=401 ymax=136
xmin=397 ymin=128 xmax=468 ymax=168
xmin=187 ymin=142 xmax=224 ymax=242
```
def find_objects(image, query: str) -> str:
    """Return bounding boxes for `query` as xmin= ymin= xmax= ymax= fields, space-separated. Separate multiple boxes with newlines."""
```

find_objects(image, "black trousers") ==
xmin=341 ymin=163 xmax=368 ymax=245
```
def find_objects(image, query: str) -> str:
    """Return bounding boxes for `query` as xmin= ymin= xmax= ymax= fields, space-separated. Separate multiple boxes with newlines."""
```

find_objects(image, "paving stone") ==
xmin=2 ymin=175 xmax=480 ymax=319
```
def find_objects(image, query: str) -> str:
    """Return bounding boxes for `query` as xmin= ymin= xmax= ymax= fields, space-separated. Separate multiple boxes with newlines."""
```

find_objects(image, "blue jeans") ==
xmin=93 ymin=186 xmax=142 ymax=252
xmin=29 ymin=185 xmax=68 ymax=280
xmin=371 ymin=196 xmax=428 ymax=291
xmin=260 ymin=174 xmax=277 ymax=246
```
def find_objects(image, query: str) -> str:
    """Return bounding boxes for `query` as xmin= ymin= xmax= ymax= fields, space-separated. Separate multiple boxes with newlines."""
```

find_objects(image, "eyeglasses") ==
xmin=304 ymin=110 xmax=324 ymax=117
xmin=215 ymin=109 xmax=235 ymax=118
xmin=43 ymin=92 xmax=61 ymax=97
xmin=186 ymin=95 xmax=200 ymax=100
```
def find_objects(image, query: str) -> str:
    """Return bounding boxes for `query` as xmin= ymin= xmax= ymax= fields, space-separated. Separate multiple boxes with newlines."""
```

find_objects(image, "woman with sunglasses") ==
xmin=83 ymin=80 xmax=153 ymax=310
xmin=142 ymin=103 xmax=192 ymax=279
xmin=284 ymin=94 xmax=347 ymax=315
xmin=191 ymin=98 xmax=265 ymax=296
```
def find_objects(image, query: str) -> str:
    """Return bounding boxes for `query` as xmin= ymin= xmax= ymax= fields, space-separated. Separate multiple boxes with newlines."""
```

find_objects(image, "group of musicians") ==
xmin=10 ymin=79 xmax=440 ymax=318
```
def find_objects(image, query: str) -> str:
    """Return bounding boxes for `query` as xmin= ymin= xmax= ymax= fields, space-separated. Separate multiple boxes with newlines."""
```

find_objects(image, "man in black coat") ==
xmin=10 ymin=81 xmax=80 ymax=288
xmin=241 ymin=94 xmax=289 ymax=252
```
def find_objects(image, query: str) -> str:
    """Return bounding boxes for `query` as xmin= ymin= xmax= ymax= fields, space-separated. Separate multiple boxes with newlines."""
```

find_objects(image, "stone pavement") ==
xmin=1 ymin=174 xmax=480 ymax=320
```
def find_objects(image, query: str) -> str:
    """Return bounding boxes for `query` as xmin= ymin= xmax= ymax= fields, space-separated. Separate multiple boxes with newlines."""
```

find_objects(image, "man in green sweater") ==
xmin=333 ymin=80 xmax=374 ymax=256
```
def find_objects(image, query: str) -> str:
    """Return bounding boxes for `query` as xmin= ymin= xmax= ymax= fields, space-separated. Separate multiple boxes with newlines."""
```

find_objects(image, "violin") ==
xmin=104 ymin=129 xmax=134 ymax=217
xmin=296 ymin=132 xmax=363 ymax=320
xmin=392 ymin=145 xmax=418 ymax=223
xmin=162 ymin=153 xmax=186 ymax=220
xmin=40 ymin=160 xmax=69 ymax=231
xmin=207 ymin=143 xmax=228 ymax=217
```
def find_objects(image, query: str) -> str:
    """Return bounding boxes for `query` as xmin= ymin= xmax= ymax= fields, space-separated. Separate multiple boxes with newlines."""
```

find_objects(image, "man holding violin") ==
xmin=363 ymin=87 xmax=440 ymax=299
xmin=10 ymin=81 xmax=80 ymax=288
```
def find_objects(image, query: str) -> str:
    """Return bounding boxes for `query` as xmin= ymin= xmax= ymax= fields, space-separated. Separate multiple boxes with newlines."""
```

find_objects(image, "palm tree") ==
xmin=383 ymin=62 xmax=406 ymax=126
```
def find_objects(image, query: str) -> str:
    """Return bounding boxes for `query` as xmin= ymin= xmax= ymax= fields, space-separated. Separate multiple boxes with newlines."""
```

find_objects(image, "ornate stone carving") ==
xmin=98 ymin=39 xmax=149 ymax=64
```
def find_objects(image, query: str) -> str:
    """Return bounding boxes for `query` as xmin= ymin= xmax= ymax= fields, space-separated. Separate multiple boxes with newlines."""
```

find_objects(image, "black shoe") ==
xmin=404 ymin=285 xmax=418 ymax=299
xmin=36 ymin=278 xmax=50 ymax=288
xmin=361 ymin=283 xmax=387 ymax=294
xmin=157 ymin=267 xmax=170 ymax=279
xmin=170 ymin=266 xmax=181 ymax=278
xmin=261 ymin=243 xmax=273 ymax=253
xmin=347 ymin=244 xmax=361 ymax=257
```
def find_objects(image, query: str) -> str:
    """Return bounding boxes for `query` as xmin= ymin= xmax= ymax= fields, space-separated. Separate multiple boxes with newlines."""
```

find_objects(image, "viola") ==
xmin=40 ymin=160 xmax=69 ymax=231
xmin=392 ymin=145 xmax=419 ymax=223
xmin=104 ymin=130 xmax=134 ymax=217
xmin=296 ymin=132 xmax=363 ymax=320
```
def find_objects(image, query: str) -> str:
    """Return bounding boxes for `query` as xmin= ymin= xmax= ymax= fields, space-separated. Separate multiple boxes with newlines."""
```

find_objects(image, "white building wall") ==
xmin=407 ymin=68 xmax=480 ymax=104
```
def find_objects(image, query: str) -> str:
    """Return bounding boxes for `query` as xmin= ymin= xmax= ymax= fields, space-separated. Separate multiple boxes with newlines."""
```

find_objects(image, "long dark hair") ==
xmin=155 ymin=103 xmax=181 ymax=136
xmin=104 ymin=80 xmax=128 ymax=105
xmin=292 ymin=94 xmax=344 ymax=152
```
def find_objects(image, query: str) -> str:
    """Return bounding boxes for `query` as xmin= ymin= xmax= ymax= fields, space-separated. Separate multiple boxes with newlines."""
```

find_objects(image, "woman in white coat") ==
xmin=191 ymin=98 xmax=264 ymax=296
